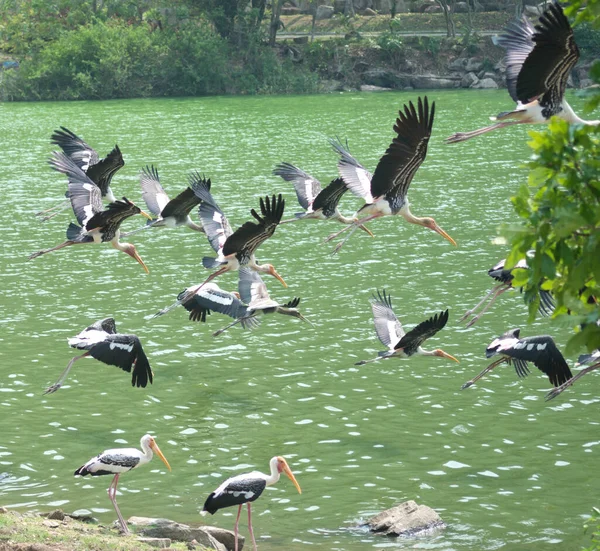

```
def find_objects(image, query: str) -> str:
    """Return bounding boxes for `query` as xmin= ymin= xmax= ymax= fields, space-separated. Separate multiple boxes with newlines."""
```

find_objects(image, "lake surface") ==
xmin=0 ymin=91 xmax=597 ymax=551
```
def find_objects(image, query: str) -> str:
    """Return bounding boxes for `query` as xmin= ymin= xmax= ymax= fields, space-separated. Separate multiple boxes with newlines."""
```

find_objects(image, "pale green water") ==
xmin=0 ymin=91 xmax=598 ymax=551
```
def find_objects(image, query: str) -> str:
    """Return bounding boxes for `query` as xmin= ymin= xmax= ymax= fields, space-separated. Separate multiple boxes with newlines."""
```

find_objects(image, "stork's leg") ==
xmin=36 ymin=199 xmax=70 ymax=221
xmin=459 ymin=283 xmax=506 ymax=323
xmin=465 ymin=286 xmax=511 ymax=328
xmin=234 ymin=504 xmax=243 ymax=551
xmin=212 ymin=316 xmax=246 ymax=337
xmin=28 ymin=240 xmax=78 ymax=260
xmin=445 ymin=120 xmax=529 ymax=144
xmin=545 ymin=363 xmax=600 ymax=401
xmin=247 ymin=502 xmax=258 ymax=551
xmin=461 ymin=358 xmax=506 ymax=389
xmin=43 ymin=352 xmax=90 ymax=395
xmin=327 ymin=214 xmax=381 ymax=254
xmin=107 ymin=473 xmax=130 ymax=534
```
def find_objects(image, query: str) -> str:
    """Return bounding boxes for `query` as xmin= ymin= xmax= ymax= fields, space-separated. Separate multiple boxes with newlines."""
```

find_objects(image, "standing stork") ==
xmin=28 ymin=152 xmax=151 ymax=272
xmin=461 ymin=328 xmax=573 ymax=389
xmin=325 ymin=97 xmax=456 ymax=253
xmin=38 ymin=126 xmax=124 ymax=220
xmin=272 ymin=160 xmax=373 ymax=236
xmin=122 ymin=166 xmax=205 ymax=236
xmin=201 ymin=456 xmax=302 ymax=551
xmin=445 ymin=2 xmax=599 ymax=144
xmin=74 ymin=434 xmax=171 ymax=534
xmin=44 ymin=317 xmax=153 ymax=395
xmin=460 ymin=257 xmax=555 ymax=327
xmin=175 ymin=178 xmax=286 ymax=305
xmin=355 ymin=289 xmax=458 ymax=365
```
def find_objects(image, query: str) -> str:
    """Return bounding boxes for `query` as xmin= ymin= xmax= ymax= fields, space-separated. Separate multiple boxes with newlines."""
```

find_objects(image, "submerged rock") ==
xmin=365 ymin=500 xmax=446 ymax=536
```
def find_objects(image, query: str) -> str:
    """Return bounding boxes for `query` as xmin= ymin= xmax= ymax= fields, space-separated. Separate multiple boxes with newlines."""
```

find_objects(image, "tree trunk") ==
xmin=344 ymin=0 xmax=355 ymax=16
xmin=269 ymin=0 xmax=283 ymax=47
xmin=251 ymin=0 xmax=267 ymax=33
xmin=436 ymin=0 xmax=455 ymax=37
xmin=310 ymin=1 xmax=317 ymax=42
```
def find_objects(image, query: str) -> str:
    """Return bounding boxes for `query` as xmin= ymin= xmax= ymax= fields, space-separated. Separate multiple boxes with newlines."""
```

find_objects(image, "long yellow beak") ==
xmin=270 ymin=266 xmax=288 ymax=288
xmin=434 ymin=223 xmax=457 ymax=246
xmin=130 ymin=249 xmax=150 ymax=274
xmin=140 ymin=209 xmax=153 ymax=220
xmin=151 ymin=441 xmax=172 ymax=472
xmin=282 ymin=463 xmax=302 ymax=494
xmin=439 ymin=350 xmax=459 ymax=363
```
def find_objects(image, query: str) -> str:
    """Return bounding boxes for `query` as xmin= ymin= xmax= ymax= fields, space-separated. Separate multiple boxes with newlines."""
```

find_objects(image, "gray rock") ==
xmin=448 ymin=57 xmax=468 ymax=72
xmin=411 ymin=75 xmax=459 ymax=89
xmin=482 ymin=71 xmax=496 ymax=80
xmin=424 ymin=4 xmax=442 ymax=12
xmin=366 ymin=500 xmax=446 ymax=536
xmin=316 ymin=5 xmax=334 ymax=19
xmin=281 ymin=6 xmax=302 ymax=15
xmin=579 ymin=79 xmax=594 ymax=89
xmin=360 ymin=84 xmax=393 ymax=91
xmin=363 ymin=68 xmax=411 ymax=88
xmin=137 ymin=537 xmax=172 ymax=549
xmin=454 ymin=2 xmax=469 ymax=12
xmin=46 ymin=509 xmax=66 ymax=521
xmin=472 ymin=77 xmax=498 ymax=89
xmin=320 ymin=79 xmax=343 ymax=92
xmin=461 ymin=72 xmax=479 ymax=88
xmin=128 ymin=517 xmax=192 ymax=540
xmin=198 ymin=526 xmax=241 ymax=551
xmin=189 ymin=528 xmax=229 ymax=551
xmin=0 ymin=507 xmax=7 ymax=514
xmin=465 ymin=57 xmax=483 ymax=72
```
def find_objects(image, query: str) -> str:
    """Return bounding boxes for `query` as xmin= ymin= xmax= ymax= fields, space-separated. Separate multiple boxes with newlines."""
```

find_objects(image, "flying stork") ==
xmin=445 ymin=2 xmax=599 ymax=144
xmin=325 ymin=97 xmax=456 ymax=253
xmin=122 ymin=165 xmax=205 ymax=236
xmin=201 ymin=456 xmax=302 ymax=551
xmin=272 ymin=159 xmax=373 ymax=236
xmin=175 ymin=177 xmax=286 ymax=305
xmin=74 ymin=434 xmax=171 ymax=534
xmin=461 ymin=328 xmax=573 ymax=389
xmin=38 ymin=126 xmax=124 ymax=220
xmin=44 ymin=317 xmax=154 ymax=395
xmin=28 ymin=152 xmax=152 ymax=272
xmin=355 ymin=289 xmax=458 ymax=365
xmin=459 ymin=257 xmax=555 ymax=327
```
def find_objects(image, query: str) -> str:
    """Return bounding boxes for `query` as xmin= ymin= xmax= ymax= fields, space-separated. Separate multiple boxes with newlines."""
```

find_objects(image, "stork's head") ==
xmin=419 ymin=217 xmax=456 ymax=246
xmin=274 ymin=456 xmax=302 ymax=494
xmin=141 ymin=434 xmax=172 ymax=471
xmin=263 ymin=264 xmax=287 ymax=288
xmin=433 ymin=349 xmax=459 ymax=362
xmin=121 ymin=243 xmax=150 ymax=274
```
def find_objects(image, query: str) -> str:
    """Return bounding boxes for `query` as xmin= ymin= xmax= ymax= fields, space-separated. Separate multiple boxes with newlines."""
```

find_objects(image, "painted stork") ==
xmin=38 ymin=126 xmax=124 ymax=220
xmin=446 ymin=2 xmax=599 ymax=144
xmin=459 ymin=257 xmax=555 ymax=327
xmin=175 ymin=177 xmax=286 ymax=305
xmin=355 ymin=289 xmax=458 ymax=365
xmin=28 ymin=152 xmax=151 ymax=272
xmin=461 ymin=328 xmax=573 ymax=389
xmin=122 ymin=166 xmax=205 ymax=236
xmin=272 ymin=160 xmax=373 ymax=236
xmin=325 ymin=97 xmax=456 ymax=253
xmin=74 ymin=434 xmax=171 ymax=534
xmin=201 ymin=456 xmax=301 ymax=551
xmin=44 ymin=317 xmax=153 ymax=395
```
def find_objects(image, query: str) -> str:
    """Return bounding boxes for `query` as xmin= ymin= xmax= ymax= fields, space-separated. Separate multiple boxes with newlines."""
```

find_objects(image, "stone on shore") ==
xmin=365 ymin=500 xmax=446 ymax=536
xmin=137 ymin=537 xmax=172 ymax=548
xmin=472 ymin=77 xmax=498 ymax=89
xmin=411 ymin=75 xmax=458 ymax=89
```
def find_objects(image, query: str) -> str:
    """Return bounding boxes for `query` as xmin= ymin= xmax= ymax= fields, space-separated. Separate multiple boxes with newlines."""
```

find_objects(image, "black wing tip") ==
xmin=371 ymin=288 xmax=393 ymax=310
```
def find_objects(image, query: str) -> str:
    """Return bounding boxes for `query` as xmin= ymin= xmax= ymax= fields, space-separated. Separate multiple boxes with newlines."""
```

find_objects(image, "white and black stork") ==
xmin=29 ymin=152 xmax=151 ymax=272
xmin=461 ymin=328 xmax=573 ymax=390
xmin=38 ymin=126 xmax=124 ymax=220
xmin=546 ymin=346 xmax=600 ymax=400
xmin=44 ymin=317 xmax=153 ymax=394
xmin=355 ymin=289 xmax=458 ymax=365
xmin=201 ymin=456 xmax=302 ymax=551
xmin=74 ymin=434 xmax=171 ymax=534
xmin=272 ymin=159 xmax=373 ymax=236
xmin=459 ymin=257 xmax=555 ymax=327
xmin=175 ymin=177 xmax=286 ymax=305
xmin=446 ymin=2 xmax=599 ymax=144
xmin=122 ymin=166 xmax=205 ymax=236
xmin=325 ymin=97 xmax=456 ymax=253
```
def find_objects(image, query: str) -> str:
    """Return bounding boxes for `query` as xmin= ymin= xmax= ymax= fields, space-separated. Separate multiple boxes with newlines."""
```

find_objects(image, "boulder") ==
xmin=188 ymin=528 xmax=228 ymax=551
xmin=281 ymin=6 xmax=302 ymax=15
xmin=363 ymin=68 xmax=411 ymax=88
xmin=454 ymin=2 xmax=469 ymax=12
xmin=424 ymin=4 xmax=442 ymax=12
xmin=461 ymin=72 xmax=479 ymax=88
xmin=363 ymin=7 xmax=378 ymax=14
xmin=194 ymin=526 xmax=239 ymax=551
xmin=137 ymin=538 xmax=172 ymax=549
xmin=316 ymin=4 xmax=334 ymax=18
xmin=411 ymin=75 xmax=459 ymax=89
xmin=320 ymin=79 xmax=344 ymax=92
xmin=472 ymin=77 xmax=498 ymax=89
xmin=360 ymin=84 xmax=393 ymax=91
xmin=448 ymin=57 xmax=468 ymax=72
xmin=579 ymin=78 xmax=594 ymax=89
xmin=365 ymin=500 xmax=446 ymax=536
xmin=465 ymin=57 xmax=483 ymax=72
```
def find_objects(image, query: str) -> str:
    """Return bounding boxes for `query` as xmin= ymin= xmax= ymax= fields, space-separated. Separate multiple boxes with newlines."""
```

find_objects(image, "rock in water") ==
xmin=365 ymin=500 xmax=446 ymax=536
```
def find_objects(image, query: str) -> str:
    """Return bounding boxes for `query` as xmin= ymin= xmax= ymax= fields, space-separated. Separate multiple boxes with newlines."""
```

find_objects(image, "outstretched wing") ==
xmin=394 ymin=309 xmax=449 ymax=356
xmin=312 ymin=178 xmax=349 ymax=215
xmin=370 ymin=96 xmax=434 ymax=201
xmin=85 ymin=145 xmax=124 ymax=197
xmin=369 ymin=289 xmax=404 ymax=350
xmin=179 ymin=282 xmax=248 ymax=322
xmin=140 ymin=165 xmax=170 ymax=216
xmin=192 ymin=176 xmax=232 ymax=254
xmin=51 ymin=127 xmax=99 ymax=171
xmin=273 ymin=162 xmax=322 ymax=211
xmin=223 ymin=194 xmax=285 ymax=259
xmin=330 ymin=137 xmax=373 ymax=202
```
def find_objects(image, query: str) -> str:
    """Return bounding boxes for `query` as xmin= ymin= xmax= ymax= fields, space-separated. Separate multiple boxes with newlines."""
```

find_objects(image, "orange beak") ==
xmin=139 ymin=209 xmax=153 ymax=220
xmin=269 ymin=266 xmax=288 ymax=288
xmin=436 ymin=350 xmax=459 ymax=363
xmin=150 ymin=441 xmax=172 ymax=472
xmin=128 ymin=247 xmax=150 ymax=274
xmin=281 ymin=459 xmax=302 ymax=494
xmin=433 ymin=223 xmax=457 ymax=246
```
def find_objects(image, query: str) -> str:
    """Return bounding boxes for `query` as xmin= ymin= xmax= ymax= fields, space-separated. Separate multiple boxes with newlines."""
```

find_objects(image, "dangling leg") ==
xmin=459 ymin=283 xmax=506 ymax=323
xmin=233 ymin=504 xmax=243 ymax=551
xmin=212 ymin=316 xmax=246 ymax=337
xmin=28 ymin=240 xmax=78 ymax=261
xmin=465 ymin=286 xmax=511 ymax=328
xmin=445 ymin=120 xmax=529 ymax=144
xmin=247 ymin=502 xmax=258 ymax=551
xmin=327 ymin=214 xmax=381 ymax=254
xmin=461 ymin=358 xmax=507 ymax=389
xmin=36 ymin=199 xmax=70 ymax=221
xmin=108 ymin=473 xmax=130 ymax=534
xmin=43 ymin=352 xmax=90 ymax=394
xmin=546 ymin=362 xmax=600 ymax=401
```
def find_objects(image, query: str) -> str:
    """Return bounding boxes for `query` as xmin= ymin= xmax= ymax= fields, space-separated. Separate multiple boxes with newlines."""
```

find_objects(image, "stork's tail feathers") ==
xmin=202 ymin=257 xmax=223 ymax=269
xmin=66 ymin=223 xmax=85 ymax=241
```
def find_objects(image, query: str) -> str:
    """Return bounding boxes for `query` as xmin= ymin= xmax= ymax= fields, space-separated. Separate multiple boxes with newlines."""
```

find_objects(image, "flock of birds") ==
xmin=22 ymin=2 xmax=599 ymax=549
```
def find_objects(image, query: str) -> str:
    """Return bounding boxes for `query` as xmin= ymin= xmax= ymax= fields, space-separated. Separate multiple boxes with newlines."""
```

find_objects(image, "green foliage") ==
xmin=574 ymin=22 xmax=600 ymax=58
xmin=376 ymin=31 xmax=404 ymax=65
xmin=583 ymin=508 xmax=600 ymax=551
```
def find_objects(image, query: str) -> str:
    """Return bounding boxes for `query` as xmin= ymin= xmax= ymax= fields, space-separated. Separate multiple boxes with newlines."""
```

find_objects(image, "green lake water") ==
xmin=0 ymin=90 xmax=598 ymax=550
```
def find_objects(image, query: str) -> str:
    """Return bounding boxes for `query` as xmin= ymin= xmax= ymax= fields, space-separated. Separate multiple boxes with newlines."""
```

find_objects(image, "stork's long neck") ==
xmin=335 ymin=211 xmax=355 ymax=225
xmin=265 ymin=457 xmax=281 ymax=487
xmin=139 ymin=438 xmax=154 ymax=463
xmin=398 ymin=203 xmax=426 ymax=227
xmin=560 ymin=100 xmax=600 ymax=125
